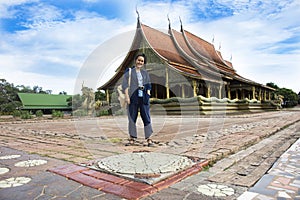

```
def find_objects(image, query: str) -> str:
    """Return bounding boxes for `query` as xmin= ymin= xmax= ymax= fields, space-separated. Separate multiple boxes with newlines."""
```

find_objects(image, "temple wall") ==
xmin=150 ymin=96 xmax=278 ymax=115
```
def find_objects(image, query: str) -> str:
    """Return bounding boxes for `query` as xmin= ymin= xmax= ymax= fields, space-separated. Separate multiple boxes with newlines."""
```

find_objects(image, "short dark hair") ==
xmin=135 ymin=53 xmax=147 ymax=64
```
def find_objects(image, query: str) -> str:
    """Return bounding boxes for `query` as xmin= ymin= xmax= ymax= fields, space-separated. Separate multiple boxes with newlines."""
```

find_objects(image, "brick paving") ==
xmin=0 ymin=108 xmax=299 ymax=199
xmin=47 ymin=160 xmax=208 ymax=199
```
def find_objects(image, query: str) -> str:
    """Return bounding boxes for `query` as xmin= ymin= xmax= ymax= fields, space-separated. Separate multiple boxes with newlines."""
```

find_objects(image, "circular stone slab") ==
xmin=97 ymin=152 xmax=194 ymax=176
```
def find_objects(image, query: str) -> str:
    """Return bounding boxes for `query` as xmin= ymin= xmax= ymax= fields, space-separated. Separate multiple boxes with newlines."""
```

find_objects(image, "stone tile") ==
xmin=81 ymin=170 xmax=129 ymax=184
xmin=249 ymin=174 xmax=277 ymax=196
xmin=66 ymin=172 xmax=109 ymax=189
xmin=123 ymin=180 xmax=155 ymax=191
xmin=148 ymin=187 xmax=197 ymax=200
xmin=47 ymin=164 xmax=88 ymax=176
xmin=237 ymin=191 xmax=258 ymax=200
xmin=270 ymin=181 xmax=298 ymax=191
xmin=101 ymin=183 xmax=150 ymax=200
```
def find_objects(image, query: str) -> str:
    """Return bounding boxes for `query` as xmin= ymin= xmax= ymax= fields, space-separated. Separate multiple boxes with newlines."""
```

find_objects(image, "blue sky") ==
xmin=0 ymin=0 xmax=299 ymax=94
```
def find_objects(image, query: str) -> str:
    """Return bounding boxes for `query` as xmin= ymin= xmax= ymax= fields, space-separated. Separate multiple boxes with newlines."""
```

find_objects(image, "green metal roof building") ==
xmin=17 ymin=93 xmax=72 ymax=111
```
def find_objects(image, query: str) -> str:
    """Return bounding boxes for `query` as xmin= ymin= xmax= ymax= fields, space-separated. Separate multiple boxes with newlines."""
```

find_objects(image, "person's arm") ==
xmin=125 ymin=88 xmax=130 ymax=104
xmin=144 ymin=71 xmax=151 ymax=96
xmin=122 ymin=68 xmax=131 ymax=104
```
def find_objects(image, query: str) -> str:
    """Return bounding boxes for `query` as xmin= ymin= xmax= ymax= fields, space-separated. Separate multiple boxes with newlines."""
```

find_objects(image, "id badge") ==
xmin=138 ymin=89 xmax=143 ymax=97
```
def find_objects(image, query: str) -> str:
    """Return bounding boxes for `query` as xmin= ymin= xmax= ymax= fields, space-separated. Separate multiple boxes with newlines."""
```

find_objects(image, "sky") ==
xmin=0 ymin=0 xmax=299 ymax=95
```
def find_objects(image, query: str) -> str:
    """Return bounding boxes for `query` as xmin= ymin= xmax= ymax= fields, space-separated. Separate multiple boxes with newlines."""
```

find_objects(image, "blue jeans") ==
xmin=127 ymin=97 xmax=153 ymax=139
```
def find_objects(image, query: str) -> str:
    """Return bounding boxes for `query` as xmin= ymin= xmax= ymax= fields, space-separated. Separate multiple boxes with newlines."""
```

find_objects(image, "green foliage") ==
xmin=0 ymin=79 xmax=21 ymax=114
xmin=12 ymin=110 xmax=21 ymax=118
xmin=96 ymin=109 xmax=109 ymax=117
xmin=20 ymin=111 xmax=32 ymax=119
xmin=13 ymin=110 xmax=33 ymax=119
xmin=277 ymin=88 xmax=298 ymax=108
xmin=0 ymin=79 xmax=56 ymax=114
xmin=68 ymin=94 xmax=84 ymax=110
xmin=72 ymin=109 xmax=88 ymax=116
xmin=35 ymin=110 xmax=43 ymax=117
xmin=266 ymin=82 xmax=299 ymax=107
xmin=52 ymin=110 xmax=64 ymax=118
xmin=266 ymin=82 xmax=279 ymax=90
xmin=111 ymin=91 xmax=118 ymax=104
xmin=114 ymin=109 xmax=125 ymax=116
xmin=95 ymin=90 xmax=106 ymax=101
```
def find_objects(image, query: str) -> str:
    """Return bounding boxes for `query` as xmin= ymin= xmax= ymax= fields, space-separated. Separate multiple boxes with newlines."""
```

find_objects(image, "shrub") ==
xmin=97 ymin=109 xmax=109 ymax=117
xmin=12 ymin=110 xmax=21 ymax=118
xmin=35 ymin=110 xmax=43 ymax=117
xmin=72 ymin=109 xmax=88 ymax=117
xmin=52 ymin=110 xmax=64 ymax=118
xmin=20 ymin=111 xmax=32 ymax=119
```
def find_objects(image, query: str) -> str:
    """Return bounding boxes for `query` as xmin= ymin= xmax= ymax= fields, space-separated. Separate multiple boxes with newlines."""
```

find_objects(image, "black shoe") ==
xmin=147 ymin=139 xmax=155 ymax=147
xmin=125 ymin=137 xmax=136 ymax=146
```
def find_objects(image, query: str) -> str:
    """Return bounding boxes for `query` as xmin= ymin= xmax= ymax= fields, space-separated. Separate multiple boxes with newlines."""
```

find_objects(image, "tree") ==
xmin=278 ymin=88 xmax=298 ymax=108
xmin=67 ymin=94 xmax=84 ymax=110
xmin=33 ymin=85 xmax=47 ymax=93
xmin=59 ymin=91 xmax=67 ymax=95
xmin=95 ymin=90 xmax=106 ymax=101
xmin=16 ymin=85 xmax=32 ymax=93
xmin=266 ymin=82 xmax=279 ymax=90
xmin=0 ymin=79 xmax=21 ymax=114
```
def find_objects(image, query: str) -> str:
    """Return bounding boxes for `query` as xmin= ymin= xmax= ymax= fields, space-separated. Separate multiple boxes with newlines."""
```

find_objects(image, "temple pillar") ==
xmin=165 ymin=68 xmax=170 ymax=99
xmin=193 ymin=80 xmax=197 ymax=97
xmin=235 ymin=90 xmax=239 ymax=99
xmin=264 ymin=90 xmax=267 ymax=101
xmin=206 ymin=83 xmax=211 ymax=98
xmin=181 ymin=85 xmax=185 ymax=98
xmin=259 ymin=88 xmax=262 ymax=101
xmin=252 ymin=86 xmax=256 ymax=100
xmin=218 ymin=84 xmax=222 ymax=99
xmin=227 ymin=84 xmax=231 ymax=99
xmin=106 ymin=89 xmax=110 ymax=104
xmin=241 ymin=89 xmax=245 ymax=99
xmin=155 ymin=84 xmax=158 ymax=98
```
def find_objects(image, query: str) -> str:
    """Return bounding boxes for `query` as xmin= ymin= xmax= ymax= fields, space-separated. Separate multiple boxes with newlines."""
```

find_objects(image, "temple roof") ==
xmin=17 ymin=93 xmax=72 ymax=110
xmin=99 ymin=18 xmax=274 ymax=90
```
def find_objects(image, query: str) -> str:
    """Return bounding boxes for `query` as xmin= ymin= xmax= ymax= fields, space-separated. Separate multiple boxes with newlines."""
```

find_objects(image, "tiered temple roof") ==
xmin=99 ymin=17 xmax=274 ymax=93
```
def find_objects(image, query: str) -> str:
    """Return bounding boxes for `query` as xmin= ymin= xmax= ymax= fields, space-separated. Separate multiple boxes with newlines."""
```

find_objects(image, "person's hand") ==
xmin=125 ymin=95 xmax=130 ymax=104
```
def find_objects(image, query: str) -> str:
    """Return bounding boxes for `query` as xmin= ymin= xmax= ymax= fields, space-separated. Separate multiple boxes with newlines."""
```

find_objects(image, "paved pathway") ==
xmin=0 ymin=109 xmax=299 ymax=199
xmin=238 ymin=138 xmax=300 ymax=200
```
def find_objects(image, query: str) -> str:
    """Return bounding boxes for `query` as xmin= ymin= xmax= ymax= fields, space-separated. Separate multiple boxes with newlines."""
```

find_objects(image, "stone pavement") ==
xmin=238 ymin=137 xmax=300 ymax=200
xmin=0 ymin=108 xmax=299 ymax=199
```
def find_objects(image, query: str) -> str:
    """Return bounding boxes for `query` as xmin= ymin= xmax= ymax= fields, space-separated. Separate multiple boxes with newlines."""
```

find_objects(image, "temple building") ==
xmin=99 ymin=16 xmax=276 ymax=113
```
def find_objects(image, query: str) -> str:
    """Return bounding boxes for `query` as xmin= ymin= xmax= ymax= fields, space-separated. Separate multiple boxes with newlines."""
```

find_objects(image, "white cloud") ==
xmin=0 ymin=1 xmax=136 ymax=94
xmin=1 ymin=70 xmax=76 ymax=94
xmin=0 ymin=0 xmax=299 ymax=95
xmin=0 ymin=0 xmax=38 ymax=18
xmin=177 ymin=1 xmax=300 ymax=92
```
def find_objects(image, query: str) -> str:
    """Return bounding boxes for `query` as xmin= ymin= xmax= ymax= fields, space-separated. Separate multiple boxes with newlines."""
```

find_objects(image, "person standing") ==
xmin=122 ymin=53 xmax=154 ymax=147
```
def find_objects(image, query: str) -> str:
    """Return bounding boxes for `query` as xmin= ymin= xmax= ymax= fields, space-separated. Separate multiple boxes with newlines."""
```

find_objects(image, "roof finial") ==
xmin=167 ymin=14 xmax=171 ymax=30
xmin=230 ymin=54 xmax=233 ymax=62
xmin=218 ymin=42 xmax=222 ymax=51
xmin=136 ymin=5 xmax=140 ymax=19
xmin=179 ymin=16 xmax=183 ymax=32
xmin=136 ymin=5 xmax=141 ymax=28
xmin=212 ymin=34 xmax=215 ymax=44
